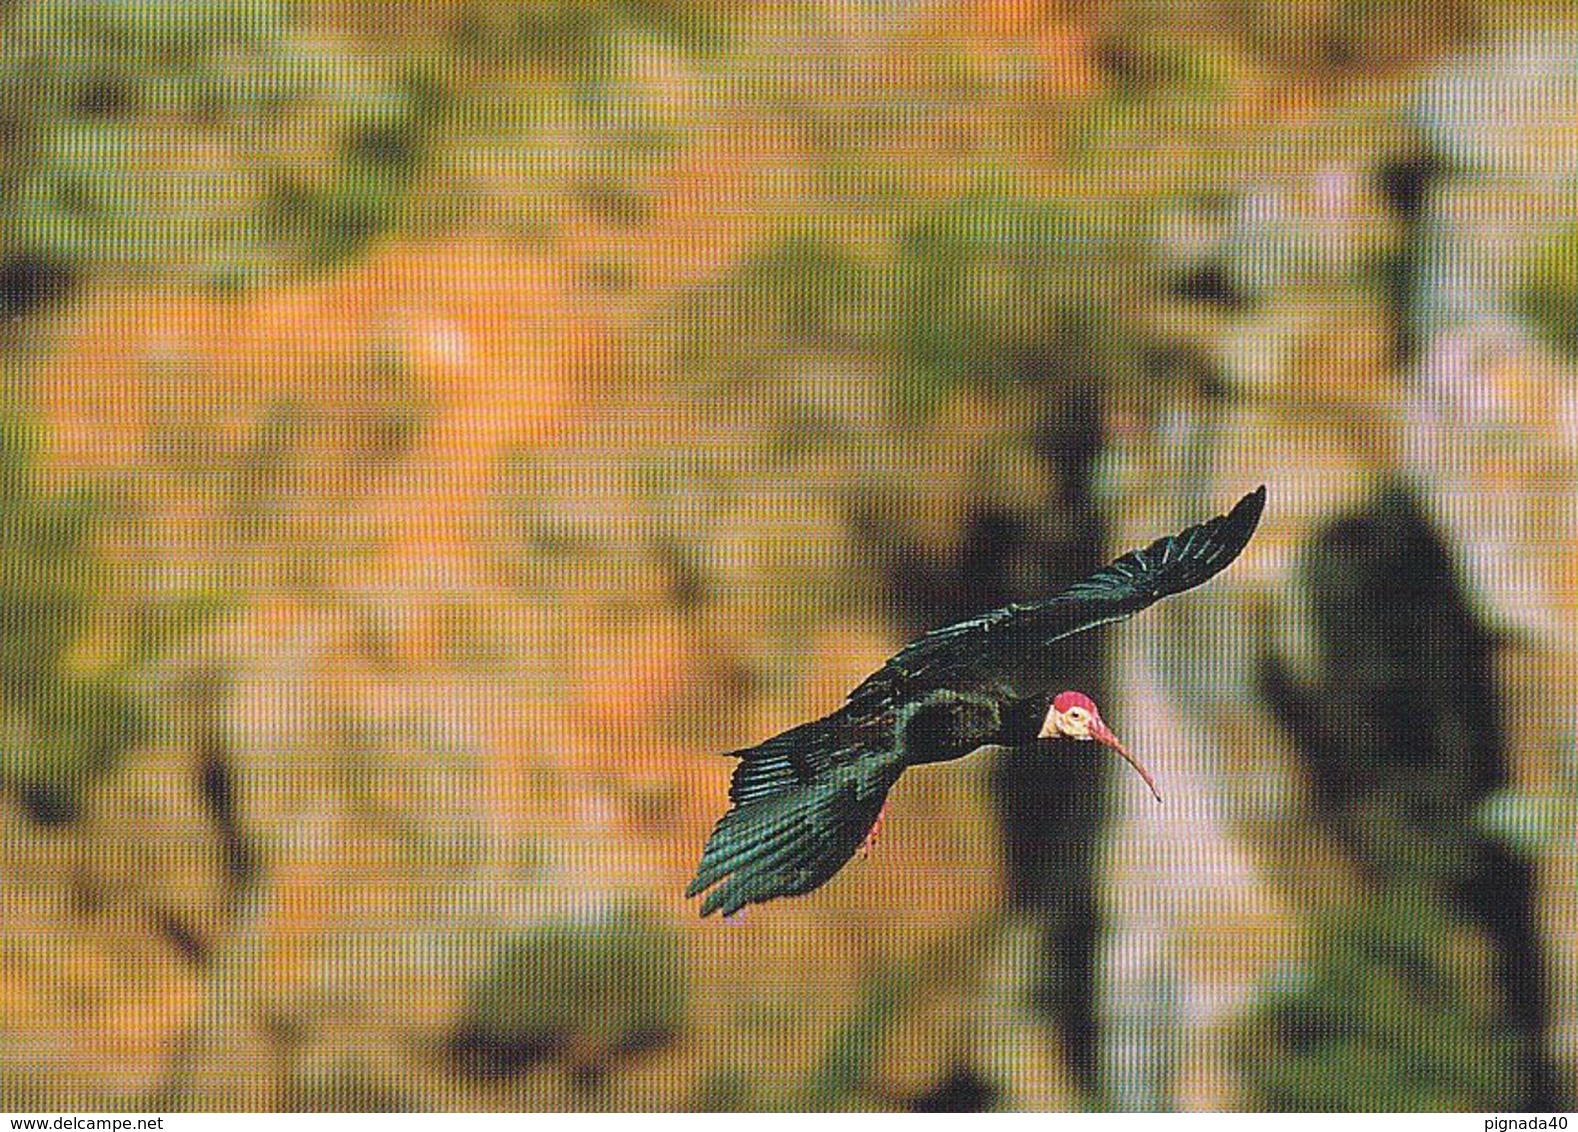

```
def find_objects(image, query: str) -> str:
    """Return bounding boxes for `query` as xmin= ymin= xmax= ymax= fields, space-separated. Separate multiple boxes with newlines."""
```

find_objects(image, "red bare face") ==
xmin=1052 ymin=690 xmax=1098 ymax=716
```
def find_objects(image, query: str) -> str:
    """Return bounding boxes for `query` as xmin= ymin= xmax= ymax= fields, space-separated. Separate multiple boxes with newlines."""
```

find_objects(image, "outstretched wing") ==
xmin=850 ymin=486 xmax=1266 ymax=705
xmin=686 ymin=756 xmax=899 ymax=917
xmin=720 ymin=714 xmax=865 ymax=805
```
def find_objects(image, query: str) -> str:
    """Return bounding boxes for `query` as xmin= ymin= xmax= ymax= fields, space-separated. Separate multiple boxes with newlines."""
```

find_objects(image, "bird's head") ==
xmin=1040 ymin=691 xmax=1162 ymax=803
xmin=1043 ymin=690 xmax=1102 ymax=740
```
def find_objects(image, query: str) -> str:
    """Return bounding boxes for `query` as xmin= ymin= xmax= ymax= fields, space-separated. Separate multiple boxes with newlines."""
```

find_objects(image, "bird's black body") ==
xmin=687 ymin=486 xmax=1266 ymax=916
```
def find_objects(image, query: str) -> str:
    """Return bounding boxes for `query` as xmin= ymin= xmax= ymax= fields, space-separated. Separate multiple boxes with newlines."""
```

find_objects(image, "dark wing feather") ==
xmin=850 ymin=486 xmax=1265 ymax=704
xmin=724 ymin=716 xmax=856 ymax=805
xmin=687 ymin=758 xmax=899 ymax=917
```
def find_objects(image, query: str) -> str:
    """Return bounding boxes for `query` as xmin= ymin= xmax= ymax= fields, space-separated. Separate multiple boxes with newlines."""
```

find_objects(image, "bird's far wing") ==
xmin=686 ymin=755 xmax=899 ymax=917
xmin=850 ymin=486 xmax=1266 ymax=703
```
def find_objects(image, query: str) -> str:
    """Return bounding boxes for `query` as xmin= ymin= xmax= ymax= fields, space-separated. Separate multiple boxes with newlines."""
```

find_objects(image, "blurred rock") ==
xmin=1416 ymin=33 xmax=1578 ymax=184
xmin=1404 ymin=318 xmax=1578 ymax=644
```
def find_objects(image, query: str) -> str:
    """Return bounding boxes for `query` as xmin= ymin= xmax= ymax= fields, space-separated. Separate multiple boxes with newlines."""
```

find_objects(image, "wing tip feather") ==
xmin=1219 ymin=485 xmax=1267 ymax=557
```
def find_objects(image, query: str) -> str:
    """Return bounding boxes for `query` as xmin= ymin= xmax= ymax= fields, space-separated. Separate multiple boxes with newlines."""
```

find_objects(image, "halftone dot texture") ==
xmin=0 ymin=0 xmax=1574 ymax=1114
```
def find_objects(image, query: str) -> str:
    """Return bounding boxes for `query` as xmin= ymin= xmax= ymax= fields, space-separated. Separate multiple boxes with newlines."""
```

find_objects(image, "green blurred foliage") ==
xmin=0 ymin=391 xmax=230 ymax=821
xmin=1522 ymin=221 xmax=1578 ymax=358
xmin=805 ymin=962 xmax=913 ymax=1109
xmin=886 ymin=199 xmax=1111 ymax=405
xmin=0 ymin=408 xmax=136 ymax=820
xmin=691 ymin=195 xmax=1120 ymax=418
xmin=262 ymin=76 xmax=440 ymax=271
xmin=730 ymin=231 xmax=872 ymax=351
xmin=0 ymin=0 xmax=729 ymax=284
xmin=1240 ymin=893 xmax=1527 ymax=1111
xmin=285 ymin=1057 xmax=414 ymax=1114
xmin=1223 ymin=0 xmax=1489 ymax=76
xmin=0 ymin=0 xmax=434 ymax=281
xmin=447 ymin=0 xmax=721 ymax=76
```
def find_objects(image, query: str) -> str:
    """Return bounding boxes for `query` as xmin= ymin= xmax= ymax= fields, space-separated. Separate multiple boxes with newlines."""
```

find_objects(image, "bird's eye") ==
xmin=1067 ymin=708 xmax=1088 ymax=722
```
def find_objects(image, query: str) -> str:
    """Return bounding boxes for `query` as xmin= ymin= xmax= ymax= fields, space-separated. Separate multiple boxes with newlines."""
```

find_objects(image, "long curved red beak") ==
xmin=1089 ymin=719 xmax=1163 ymax=804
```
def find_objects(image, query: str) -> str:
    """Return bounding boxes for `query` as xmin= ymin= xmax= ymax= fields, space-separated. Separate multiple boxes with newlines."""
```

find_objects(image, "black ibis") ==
xmin=687 ymin=487 xmax=1266 ymax=917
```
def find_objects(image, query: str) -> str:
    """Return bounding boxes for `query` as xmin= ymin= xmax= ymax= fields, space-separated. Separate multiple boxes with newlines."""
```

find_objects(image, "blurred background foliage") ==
xmin=0 ymin=0 xmax=1574 ymax=1114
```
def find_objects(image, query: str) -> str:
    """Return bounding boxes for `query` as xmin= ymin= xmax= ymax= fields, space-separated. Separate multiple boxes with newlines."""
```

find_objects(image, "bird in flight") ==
xmin=687 ymin=486 xmax=1266 ymax=917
